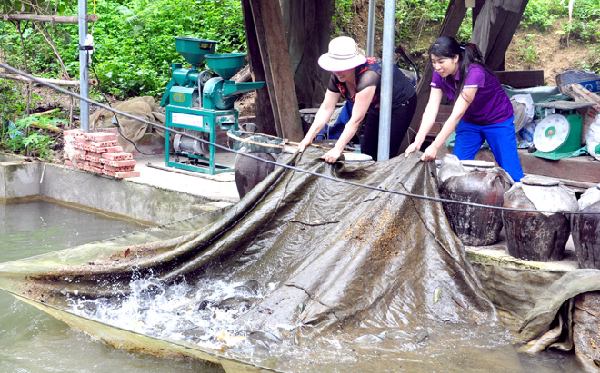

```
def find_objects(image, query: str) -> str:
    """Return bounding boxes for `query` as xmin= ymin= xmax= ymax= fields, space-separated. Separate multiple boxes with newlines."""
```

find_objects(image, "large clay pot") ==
xmin=572 ymin=184 xmax=600 ymax=269
xmin=234 ymin=150 xmax=275 ymax=198
xmin=439 ymin=159 xmax=510 ymax=246
xmin=502 ymin=176 xmax=577 ymax=262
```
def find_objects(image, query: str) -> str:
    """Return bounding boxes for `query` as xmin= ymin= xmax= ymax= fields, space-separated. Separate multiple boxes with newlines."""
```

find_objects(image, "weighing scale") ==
xmin=161 ymin=37 xmax=265 ymax=175
xmin=532 ymin=101 xmax=595 ymax=160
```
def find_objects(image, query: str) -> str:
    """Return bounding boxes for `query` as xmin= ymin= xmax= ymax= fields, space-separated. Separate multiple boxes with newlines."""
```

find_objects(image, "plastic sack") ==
xmin=585 ymin=113 xmax=600 ymax=160
xmin=517 ymin=119 xmax=539 ymax=148
xmin=511 ymin=94 xmax=535 ymax=133
xmin=556 ymin=69 xmax=600 ymax=94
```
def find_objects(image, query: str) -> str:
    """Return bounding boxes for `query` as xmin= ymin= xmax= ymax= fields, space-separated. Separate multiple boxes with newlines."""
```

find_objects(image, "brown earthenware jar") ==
xmin=439 ymin=160 xmax=510 ymax=246
xmin=572 ymin=184 xmax=600 ymax=269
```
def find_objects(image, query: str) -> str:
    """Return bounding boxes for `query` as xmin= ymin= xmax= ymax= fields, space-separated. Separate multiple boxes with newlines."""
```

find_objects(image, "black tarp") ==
xmin=0 ymin=149 xmax=530 ymax=372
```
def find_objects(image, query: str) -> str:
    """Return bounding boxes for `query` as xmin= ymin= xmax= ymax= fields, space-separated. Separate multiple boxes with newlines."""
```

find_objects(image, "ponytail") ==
xmin=429 ymin=37 xmax=495 ymax=103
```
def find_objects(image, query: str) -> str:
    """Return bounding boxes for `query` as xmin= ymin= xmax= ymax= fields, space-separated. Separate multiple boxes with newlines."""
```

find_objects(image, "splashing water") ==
xmin=67 ymin=277 xmax=272 ymax=351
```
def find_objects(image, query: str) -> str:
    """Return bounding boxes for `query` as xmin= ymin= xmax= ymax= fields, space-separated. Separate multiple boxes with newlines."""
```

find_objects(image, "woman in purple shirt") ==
xmin=405 ymin=36 xmax=524 ymax=181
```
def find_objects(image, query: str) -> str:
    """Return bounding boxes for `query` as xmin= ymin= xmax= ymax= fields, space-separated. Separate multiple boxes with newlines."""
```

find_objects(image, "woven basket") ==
xmin=227 ymin=129 xmax=286 ymax=154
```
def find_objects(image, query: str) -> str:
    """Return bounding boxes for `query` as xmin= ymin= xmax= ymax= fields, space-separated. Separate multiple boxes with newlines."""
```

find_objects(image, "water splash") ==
xmin=67 ymin=277 xmax=268 ymax=351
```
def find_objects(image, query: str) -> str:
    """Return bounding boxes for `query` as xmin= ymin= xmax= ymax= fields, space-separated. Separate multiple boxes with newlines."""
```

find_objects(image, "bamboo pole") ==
xmin=1 ymin=14 xmax=98 ymax=24
xmin=0 ymin=73 xmax=98 ymax=86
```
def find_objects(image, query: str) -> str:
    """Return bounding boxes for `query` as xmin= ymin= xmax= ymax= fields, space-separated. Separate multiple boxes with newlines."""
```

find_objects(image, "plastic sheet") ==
xmin=0 ymin=149 xmax=534 ymax=372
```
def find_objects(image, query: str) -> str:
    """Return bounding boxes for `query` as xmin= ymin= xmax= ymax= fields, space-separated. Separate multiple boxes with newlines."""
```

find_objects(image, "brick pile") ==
xmin=63 ymin=129 xmax=140 ymax=178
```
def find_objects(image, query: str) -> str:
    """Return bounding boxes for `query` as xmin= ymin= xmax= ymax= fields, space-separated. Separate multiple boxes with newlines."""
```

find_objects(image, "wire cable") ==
xmin=2 ymin=61 xmax=599 ymax=216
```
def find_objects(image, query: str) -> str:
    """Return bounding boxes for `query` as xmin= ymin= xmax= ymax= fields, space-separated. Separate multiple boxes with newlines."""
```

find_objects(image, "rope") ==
xmin=1 ymin=61 xmax=599 ymax=216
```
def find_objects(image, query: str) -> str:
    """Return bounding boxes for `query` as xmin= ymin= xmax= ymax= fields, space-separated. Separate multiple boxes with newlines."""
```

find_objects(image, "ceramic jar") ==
xmin=502 ymin=176 xmax=577 ymax=261
xmin=571 ymin=184 xmax=600 ymax=269
xmin=438 ymin=156 xmax=511 ymax=246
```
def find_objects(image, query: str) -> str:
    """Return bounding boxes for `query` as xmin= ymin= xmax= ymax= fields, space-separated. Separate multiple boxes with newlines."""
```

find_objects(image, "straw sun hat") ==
xmin=318 ymin=36 xmax=366 ymax=72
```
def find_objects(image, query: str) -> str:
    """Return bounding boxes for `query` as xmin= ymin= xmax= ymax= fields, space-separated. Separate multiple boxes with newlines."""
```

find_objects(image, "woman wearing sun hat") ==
xmin=298 ymin=36 xmax=417 ymax=162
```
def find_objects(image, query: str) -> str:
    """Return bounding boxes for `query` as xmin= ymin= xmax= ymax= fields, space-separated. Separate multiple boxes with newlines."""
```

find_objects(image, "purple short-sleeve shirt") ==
xmin=431 ymin=64 xmax=513 ymax=125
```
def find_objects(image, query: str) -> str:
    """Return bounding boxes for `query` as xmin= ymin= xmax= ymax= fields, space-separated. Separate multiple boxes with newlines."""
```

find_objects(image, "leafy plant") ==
xmin=518 ymin=34 xmax=538 ymax=65
xmin=2 ymin=115 xmax=60 ymax=160
xmin=332 ymin=0 xmax=354 ymax=35
xmin=0 ymin=80 xmax=26 ymax=127
xmin=521 ymin=0 xmax=560 ymax=31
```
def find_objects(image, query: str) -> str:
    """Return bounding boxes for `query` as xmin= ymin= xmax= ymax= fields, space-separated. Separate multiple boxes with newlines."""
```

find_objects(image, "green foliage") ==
xmin=1 ymin=115 xmax=59 ymax=160
xmin=521 ymin=0 xmax=561 ymax=30
xmin=80 ymin=0 xmax=246 ymax=98
xmin=0 ymin=80 xmax=26 ymax=124
xmin=0 ymin=0 xmax=246 ymax=98
xmin=332 ymin=0 xmax=354 ymax=35
xmin=395 ymin=0 xmax=448 ymax=43
xmin=1 ymin=0 xmax=599 ymax=101
xmin=518 ymin=34 xmax=538 ymax=65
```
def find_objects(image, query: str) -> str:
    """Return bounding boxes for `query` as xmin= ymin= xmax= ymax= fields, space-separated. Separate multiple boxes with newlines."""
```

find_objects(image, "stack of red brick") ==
xmin=63 ymin=129 xmax=140 ymax=178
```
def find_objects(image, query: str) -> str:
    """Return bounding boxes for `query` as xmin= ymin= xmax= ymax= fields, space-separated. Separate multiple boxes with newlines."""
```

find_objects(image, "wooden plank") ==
xmin=435 ymin=146 xmax=599 ymax=189
xmin=0 ymin=73 xmax=86 ymax=87
xmin=248 ymin=0 xmax=304 ymax=142
xmin=474 ymin=148 xmax=600 ymax=184
xmin=240 ymin=0 xmax=277 ymax=136
xmin=495 ymin=70 xmax=545 ymax=88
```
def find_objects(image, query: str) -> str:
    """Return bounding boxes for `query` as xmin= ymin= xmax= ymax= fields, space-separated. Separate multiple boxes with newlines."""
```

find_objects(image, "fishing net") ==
xmin=0 ymin=148 xmax=540 ymax=372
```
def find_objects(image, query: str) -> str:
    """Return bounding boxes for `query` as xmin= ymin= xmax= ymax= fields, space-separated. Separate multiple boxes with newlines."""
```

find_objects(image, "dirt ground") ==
xmin=504 ymin=19 xmax=593 ymax=86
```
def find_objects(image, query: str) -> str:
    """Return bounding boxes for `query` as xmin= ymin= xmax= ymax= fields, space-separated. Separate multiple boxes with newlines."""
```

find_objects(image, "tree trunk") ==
xmin=471 ymin=0 xmax=530 ymax=71
xmin=404 ymin=0 xmax=468 ymax=152
xmin=279 ymin=0 xmax=334 ymax=109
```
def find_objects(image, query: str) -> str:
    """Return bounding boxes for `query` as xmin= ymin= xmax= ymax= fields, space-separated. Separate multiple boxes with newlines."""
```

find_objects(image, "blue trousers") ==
xmin=453 ymin=116 xmax=524 ymax=182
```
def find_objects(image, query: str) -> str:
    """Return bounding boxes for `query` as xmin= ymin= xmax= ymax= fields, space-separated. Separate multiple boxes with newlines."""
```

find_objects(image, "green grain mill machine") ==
xmin=161 ymin=36 xmax=265 ymax=174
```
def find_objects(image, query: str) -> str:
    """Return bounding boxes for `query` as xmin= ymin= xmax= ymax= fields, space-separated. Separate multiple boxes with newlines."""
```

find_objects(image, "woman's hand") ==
xmin=322 ymin=148 xmax=342 ymax=163
xmin=404 ymin=142 xmax=420 ymax=157
xmin=298 ymin=137 xmax=312 ymax=153
xmin=420 ymin=143 xmax=439 ymax=162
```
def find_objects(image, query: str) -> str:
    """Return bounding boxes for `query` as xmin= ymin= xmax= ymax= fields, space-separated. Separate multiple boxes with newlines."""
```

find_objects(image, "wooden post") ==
xmin=246 ymin=0 xmax=304 ymax=141
xmin=471 ymin=0 xmax=530 ymax=71
xmin=279 ymin=0 xmax=334 ymax=109
xmin=241 ymin=0 xmax=277 ymax=136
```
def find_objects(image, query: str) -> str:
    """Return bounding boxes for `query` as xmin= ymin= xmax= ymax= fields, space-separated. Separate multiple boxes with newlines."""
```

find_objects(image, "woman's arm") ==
xmin=419 ymin=87 xmax=477 ymax=161
xmin=404 ymin=88 xmax=444 ymax=157
xmin=322 ymin=85 xmax=376 ymax=163
xmin=298 ymin=89 xmax=341 ymax=152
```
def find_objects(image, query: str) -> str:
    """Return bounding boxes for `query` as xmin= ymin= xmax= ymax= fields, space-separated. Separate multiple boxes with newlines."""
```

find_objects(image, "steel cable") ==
xmin=1 ymin=61 xmax=599 ymax=215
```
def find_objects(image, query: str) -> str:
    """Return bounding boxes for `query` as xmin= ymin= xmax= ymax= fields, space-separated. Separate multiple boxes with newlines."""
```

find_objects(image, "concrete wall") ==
xmin=0 ymin=156 xmax=229 ymax=225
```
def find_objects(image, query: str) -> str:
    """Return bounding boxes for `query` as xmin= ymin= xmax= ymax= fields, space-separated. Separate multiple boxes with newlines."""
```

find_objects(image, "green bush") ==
xmin=1 ymin=115 xmax=59 ymax=160
xmin=0 ymin=0 xmax=246 ymax=99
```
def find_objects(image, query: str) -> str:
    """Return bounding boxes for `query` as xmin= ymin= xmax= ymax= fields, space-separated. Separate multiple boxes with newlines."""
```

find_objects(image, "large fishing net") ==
xmin=0 ymin=148 xmax=561 ymax=372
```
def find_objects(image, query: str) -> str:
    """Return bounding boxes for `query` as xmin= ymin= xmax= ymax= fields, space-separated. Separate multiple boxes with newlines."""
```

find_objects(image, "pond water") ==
xmin=0 ymin=201 xmax=223 ymax=373
xmin=0 ymin=201 xmax=586 ymax=373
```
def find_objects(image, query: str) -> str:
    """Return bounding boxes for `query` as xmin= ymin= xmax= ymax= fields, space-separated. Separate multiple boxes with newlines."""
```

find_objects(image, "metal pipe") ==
xmin=366 ymin=0 xmax=376 ymax=56
xmin=377 ymin=0 xmax=396 ymax=161
xmin=78 ymin=0 xmax=89 ymax=132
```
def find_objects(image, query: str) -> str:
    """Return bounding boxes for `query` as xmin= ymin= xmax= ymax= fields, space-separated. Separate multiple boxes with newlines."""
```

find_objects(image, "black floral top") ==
xmin=327 ymin=57 xmax=415 ymax=114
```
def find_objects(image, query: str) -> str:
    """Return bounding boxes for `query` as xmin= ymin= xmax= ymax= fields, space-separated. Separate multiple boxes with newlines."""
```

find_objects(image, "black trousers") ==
xmin=360 ymin=93 xmax=417 ymax=161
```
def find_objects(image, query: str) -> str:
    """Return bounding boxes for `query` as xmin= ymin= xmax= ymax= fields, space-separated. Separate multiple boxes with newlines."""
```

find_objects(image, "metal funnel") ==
xmin=205 ymin=54 xmax=246 ymax=79
xmin=175 ymin=37 xmax=217 ymax=67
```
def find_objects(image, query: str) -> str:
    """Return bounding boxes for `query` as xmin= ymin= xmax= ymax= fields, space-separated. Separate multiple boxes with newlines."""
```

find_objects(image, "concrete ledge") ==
xmin=0 ymin=154 xmax=232 ymax=225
